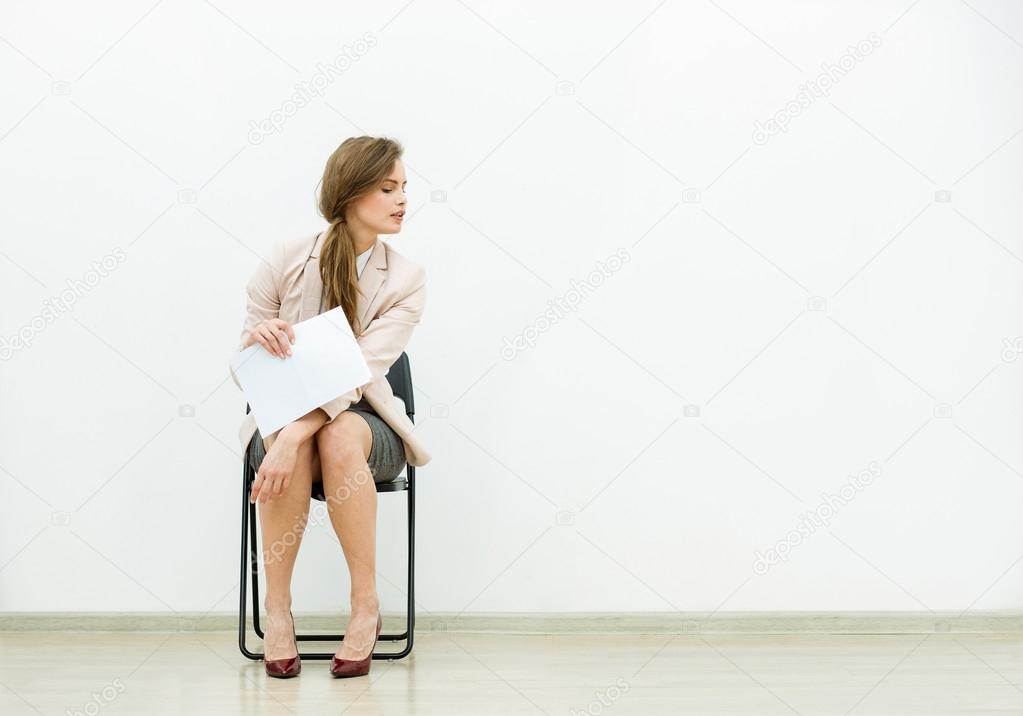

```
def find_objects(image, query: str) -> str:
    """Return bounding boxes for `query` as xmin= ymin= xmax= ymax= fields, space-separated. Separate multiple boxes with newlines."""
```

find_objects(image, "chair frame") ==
xmin=238 ymin=353 xmax=417 ymax=661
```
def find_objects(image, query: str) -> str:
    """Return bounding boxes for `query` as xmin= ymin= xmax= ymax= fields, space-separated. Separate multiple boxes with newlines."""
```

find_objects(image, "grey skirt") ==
xmin=246 ymin=404 xmax=406 ymax=497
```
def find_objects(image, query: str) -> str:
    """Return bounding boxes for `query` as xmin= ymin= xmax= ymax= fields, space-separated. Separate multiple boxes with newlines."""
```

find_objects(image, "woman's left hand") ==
xmin=250 ymin=434 xmax=300 ymax=504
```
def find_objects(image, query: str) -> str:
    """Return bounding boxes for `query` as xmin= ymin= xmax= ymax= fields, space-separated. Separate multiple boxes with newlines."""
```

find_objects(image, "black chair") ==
xmin=238 ymin=352 xmax=417 ymax=661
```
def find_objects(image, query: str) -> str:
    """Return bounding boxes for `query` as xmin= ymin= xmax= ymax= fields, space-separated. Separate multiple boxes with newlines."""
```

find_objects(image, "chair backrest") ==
xmin=385 ymin=352 xmax=415 ymax=418
xmin=244 ymin=352 xmax=415 ymax=419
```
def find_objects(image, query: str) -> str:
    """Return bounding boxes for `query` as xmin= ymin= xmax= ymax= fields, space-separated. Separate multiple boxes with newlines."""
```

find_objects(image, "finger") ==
xmin=254 ymin=334 xmax=273 ymax=358
xmin=268 ymin=326 xmax=289 ymax=358
xmin=256 ymin=469 xmax=269 ymax=503
xmin=255 ymin=328 xmax=278 ymax=357
xmin=265 ymin=329 xmax=286 ymax=355
xmin=272 ymin=320 xmax=295 ymax=352
xmin=250 ymin=469 xmax=264 ymax=502
xmin=264 ymin=326 xmax=286 ymax=358
xmin=260 ymin=473 xmax=275 ymax=502
xmin=273 ymin=329 xmax=292 ymax=358
xmin=281 ymin=321 xmax=295 ymax=345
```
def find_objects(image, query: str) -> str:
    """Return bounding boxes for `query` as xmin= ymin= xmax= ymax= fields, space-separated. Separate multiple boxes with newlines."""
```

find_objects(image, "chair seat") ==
xmin=310 ymin=476 xmax=408 ymax=500
xmin=242 ymin=473 xmax=410 ymax=501
xmin=372 ymin=477 xmax=408 ymax=493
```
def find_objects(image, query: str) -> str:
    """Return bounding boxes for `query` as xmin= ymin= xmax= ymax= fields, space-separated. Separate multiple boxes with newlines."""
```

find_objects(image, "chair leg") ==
xmin=238 ymin=461 xmax=417 ymax=661
xmin=403 ymin=464 xmax=411 ymax=650
xmin=397 ymin=465 xmax=416 ymax=656
xmin=239 ymin=462 xmax=261 ymax=660
xmin=373 ymin=465 xmax=416 ymax=659
xmin=398 ymin=465 xmax=416 ymax=655
xmin=249 ymin=497 xmax=262 ymax=640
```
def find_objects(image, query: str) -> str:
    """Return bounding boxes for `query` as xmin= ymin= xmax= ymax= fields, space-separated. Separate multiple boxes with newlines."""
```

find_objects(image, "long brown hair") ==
xmin=317 ymin=136 xmax=404 ymax=335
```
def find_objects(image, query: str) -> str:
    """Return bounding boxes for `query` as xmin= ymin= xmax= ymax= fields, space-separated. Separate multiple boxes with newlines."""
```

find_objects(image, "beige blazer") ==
xmin=229 ymin=230 xmax=431 ymax=467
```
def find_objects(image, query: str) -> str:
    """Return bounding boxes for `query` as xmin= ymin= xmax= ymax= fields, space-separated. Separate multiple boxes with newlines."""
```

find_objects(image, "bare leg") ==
xmin=258 ymin=432 xmax=318 ymax=660
xmin=316 ymin=412 xmax=380 ymax=661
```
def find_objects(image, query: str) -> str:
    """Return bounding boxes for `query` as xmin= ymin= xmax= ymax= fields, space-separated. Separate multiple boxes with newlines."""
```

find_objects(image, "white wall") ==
xmin=1 ymin=0 xmax=1022 ymax=616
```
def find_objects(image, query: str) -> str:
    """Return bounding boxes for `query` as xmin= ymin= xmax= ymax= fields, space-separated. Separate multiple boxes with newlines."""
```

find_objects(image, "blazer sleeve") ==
xmin=316 ymin=264 xmax=427 ymax=423
xmin=229 ymin=241 xmax=286 ymax=390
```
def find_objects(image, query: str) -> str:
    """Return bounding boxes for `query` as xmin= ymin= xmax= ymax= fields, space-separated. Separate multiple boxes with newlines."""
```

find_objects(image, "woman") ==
xmin=231 ymin=136 xmax=431 ymax=679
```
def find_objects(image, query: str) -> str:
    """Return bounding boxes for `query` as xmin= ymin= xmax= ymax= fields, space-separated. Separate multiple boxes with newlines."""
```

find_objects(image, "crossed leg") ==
xmin=257 ymin=432 xmax=317 ymax=660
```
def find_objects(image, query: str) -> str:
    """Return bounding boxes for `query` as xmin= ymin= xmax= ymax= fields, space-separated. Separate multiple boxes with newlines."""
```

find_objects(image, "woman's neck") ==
xmin=348 ymin=225 xmax=377 ymax=255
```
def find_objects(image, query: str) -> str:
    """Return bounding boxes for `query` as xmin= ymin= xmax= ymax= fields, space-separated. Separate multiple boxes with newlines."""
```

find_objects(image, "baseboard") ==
xmin=1 ymin=611 xmax=1020 ymax=634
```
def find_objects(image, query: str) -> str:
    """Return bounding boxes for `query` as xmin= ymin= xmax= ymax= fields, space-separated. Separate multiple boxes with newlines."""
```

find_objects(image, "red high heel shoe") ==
xmin=330 ymin=613 xmax=382 ymax=678
xmin=264 ymin=609 xmax=301 ymax=679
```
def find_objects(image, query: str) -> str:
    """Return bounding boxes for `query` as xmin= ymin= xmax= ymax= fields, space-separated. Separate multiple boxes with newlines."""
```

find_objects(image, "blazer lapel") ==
xmin=297 ymin=232 xmax=324 ymax=323
xmin=298 ymin=232 xmax=388 ymax=335
xmin=356 ymin=239 xmax=387 ymax=333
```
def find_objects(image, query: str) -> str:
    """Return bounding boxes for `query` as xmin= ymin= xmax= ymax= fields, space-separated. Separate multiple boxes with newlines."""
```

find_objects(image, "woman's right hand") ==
xmin=250 ymin=432 xmax=299 ymax=503
xmin=250 ymin=318 xmax=295 ymax=359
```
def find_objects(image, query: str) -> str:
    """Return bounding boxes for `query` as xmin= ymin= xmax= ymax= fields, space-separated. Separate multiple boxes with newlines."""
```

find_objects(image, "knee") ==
xmin=317 ymin=413 xmax=369 ymax=463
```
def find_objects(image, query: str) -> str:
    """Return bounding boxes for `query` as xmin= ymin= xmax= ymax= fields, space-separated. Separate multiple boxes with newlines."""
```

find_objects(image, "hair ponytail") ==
xmin=319 ymin=218 xmax=362 ymax=333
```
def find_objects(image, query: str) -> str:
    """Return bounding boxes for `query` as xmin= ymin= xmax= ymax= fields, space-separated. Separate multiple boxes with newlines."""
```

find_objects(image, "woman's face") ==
xmin=347 ymin=160 xmax=407 ymax=235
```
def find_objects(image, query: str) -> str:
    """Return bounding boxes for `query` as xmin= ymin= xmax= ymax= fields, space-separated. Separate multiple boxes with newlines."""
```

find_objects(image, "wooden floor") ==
xmin=0 ymin=631 xmax=1021 ymax=714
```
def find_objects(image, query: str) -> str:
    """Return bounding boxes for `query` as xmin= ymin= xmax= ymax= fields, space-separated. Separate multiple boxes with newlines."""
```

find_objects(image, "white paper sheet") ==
xmin=230 ymin=306 xmax=371 ymax=436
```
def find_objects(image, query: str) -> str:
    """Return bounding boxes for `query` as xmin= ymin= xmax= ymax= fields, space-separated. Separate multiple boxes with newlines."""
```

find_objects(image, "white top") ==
xmin=356 ymin=242 xmax=374 ymax=278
